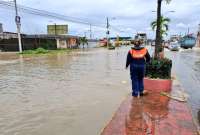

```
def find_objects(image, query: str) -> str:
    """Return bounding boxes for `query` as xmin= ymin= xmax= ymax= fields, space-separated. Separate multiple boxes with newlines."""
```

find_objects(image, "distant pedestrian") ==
xmin=126 ymin=39 xmax=150 ymax=98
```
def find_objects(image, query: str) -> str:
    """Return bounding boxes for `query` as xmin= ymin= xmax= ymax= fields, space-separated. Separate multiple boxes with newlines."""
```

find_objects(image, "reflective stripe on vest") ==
xmin=129 ymin=48 xmax=147 ymax=59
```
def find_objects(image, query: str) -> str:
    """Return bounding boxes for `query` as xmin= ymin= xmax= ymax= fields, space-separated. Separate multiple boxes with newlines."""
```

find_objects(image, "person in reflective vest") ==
xmin=126 ymin=40 xmax=150 ymax=98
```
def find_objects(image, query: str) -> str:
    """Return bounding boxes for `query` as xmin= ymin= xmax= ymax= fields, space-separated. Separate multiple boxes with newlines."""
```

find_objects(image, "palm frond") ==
xmin=163 ymin=24 xmax=169 ymax=31
xmin=161 ymin=29 xmax=168 ymax=37
xmin=163 ymin=17 xmax=171 ymax=23
xmin=151 ymin=21 xmax=157 ymax=31
xmin=165 ymin=0 xmax=171 ymax=4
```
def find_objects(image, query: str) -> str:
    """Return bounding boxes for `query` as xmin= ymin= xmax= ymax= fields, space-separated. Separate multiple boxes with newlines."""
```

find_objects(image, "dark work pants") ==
xmin=130 ymin=64 xmax=145 ymax=97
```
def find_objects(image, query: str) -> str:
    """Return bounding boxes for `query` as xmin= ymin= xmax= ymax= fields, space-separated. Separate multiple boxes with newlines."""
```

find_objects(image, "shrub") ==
xmin=21 ymin=50 xmax=35 ymax=54
xmin=35 ymin=48 xmax=49 ymax=54
xmin=145 ymin=58 xmax=172 ymax=79
xmin=20 ymin=47 xmax=49 ymax=54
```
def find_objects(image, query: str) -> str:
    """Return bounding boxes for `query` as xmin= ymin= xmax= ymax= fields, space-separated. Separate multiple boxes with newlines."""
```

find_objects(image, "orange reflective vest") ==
xmin=129 ymin=48 xmax=147 ymax=59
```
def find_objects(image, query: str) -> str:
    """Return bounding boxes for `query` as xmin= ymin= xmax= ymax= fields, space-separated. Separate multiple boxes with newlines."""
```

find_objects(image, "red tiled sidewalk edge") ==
xmin=101 ymin=82 xmax=197 ymax=135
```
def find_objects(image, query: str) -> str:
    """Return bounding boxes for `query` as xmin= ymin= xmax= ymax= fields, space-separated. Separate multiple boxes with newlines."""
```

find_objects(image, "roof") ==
xmin=110 ymin=37 xmax=132 ymax=40
xmin=2 ymin=32 xmax=17 ymax=34
xmin=0 ymin=32 xmax=20 ymax=39
xmin=23 ymin=34 xmax=79 ymax=39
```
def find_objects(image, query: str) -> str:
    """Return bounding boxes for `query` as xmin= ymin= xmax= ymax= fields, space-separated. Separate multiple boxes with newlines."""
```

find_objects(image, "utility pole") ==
xmin=89 ymin=24 xmax=92 ymax=39
xmin=106 ymin=17 xmax=110 ymax=48
xmin=84 ymin=31 xmax=87 ymax=38
xmin=14 ymin=0 xmax=22 ymax=53
xmin=54 ymin=23 xmax=57 ymax=35
xmin=187 ymin=27 xmax=190 ymax=35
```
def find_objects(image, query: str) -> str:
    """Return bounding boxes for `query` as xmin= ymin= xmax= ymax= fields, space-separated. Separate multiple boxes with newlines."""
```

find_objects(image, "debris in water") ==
xmin=121 ymin=81 xmax=127 ymax=84
xmin=160 ymin=92 xmax=187 ymax=102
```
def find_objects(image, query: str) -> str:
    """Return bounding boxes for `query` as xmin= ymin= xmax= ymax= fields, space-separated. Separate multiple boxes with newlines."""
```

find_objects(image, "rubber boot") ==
xmin=137 ymin=92 xmax=140 ymax=99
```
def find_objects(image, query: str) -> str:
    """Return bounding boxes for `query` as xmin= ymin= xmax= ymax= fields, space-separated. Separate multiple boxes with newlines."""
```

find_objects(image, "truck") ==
xmin=179 ymin=34 xmax=196 ymax=49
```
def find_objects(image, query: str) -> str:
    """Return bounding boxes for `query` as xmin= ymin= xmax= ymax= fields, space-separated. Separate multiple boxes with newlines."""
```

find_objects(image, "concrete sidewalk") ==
xmin=101 ymin=81 xmax=197 ymax=135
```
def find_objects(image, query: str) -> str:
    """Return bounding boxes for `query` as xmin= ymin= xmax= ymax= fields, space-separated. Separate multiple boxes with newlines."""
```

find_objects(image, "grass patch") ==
xmin=19 ymin=48 xmax=73 ymax=55
xmin=20 ymin=48 xmax=49 ymax=54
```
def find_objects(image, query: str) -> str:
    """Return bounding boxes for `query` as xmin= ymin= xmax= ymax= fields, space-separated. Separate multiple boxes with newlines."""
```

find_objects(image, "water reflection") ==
xmin=126 ymin=92 xmax=169 ymax=135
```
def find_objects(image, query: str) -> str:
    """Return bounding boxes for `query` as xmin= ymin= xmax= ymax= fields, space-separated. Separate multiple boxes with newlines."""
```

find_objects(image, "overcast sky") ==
xmin=0 ymin=0 xmax=200 ymax=39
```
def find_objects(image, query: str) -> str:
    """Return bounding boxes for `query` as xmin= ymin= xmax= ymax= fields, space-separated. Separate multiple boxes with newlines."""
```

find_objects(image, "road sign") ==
xmin=15 ymin=16 xmax=21 ymax=24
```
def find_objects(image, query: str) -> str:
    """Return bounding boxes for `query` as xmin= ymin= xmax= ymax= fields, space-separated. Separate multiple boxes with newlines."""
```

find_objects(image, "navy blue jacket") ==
xmin=126 ymin=47 xmax=150 ymax=68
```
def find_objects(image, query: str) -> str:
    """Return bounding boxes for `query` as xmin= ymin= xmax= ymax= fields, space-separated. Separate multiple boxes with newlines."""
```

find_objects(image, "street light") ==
xmin=84 ymin=25 xmax=93 ymax=39
xmin=106 ymin=17 xmax=116 ymax=48
xmin=89 ymin=24 xmax=92 ymax=39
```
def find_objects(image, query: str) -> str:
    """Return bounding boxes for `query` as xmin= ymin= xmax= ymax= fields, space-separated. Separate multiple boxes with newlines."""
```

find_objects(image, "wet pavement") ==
xmin=101 ymin=81 xmax=196 ymax=135
xmin=166 ymin=48 xmax=200 ymax=129
xmin=0 ymin=44 xmax=200 ymax=135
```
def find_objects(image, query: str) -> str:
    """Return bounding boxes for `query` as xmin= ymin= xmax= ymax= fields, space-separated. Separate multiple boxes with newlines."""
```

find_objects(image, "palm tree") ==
xmin=151 ymin=16 xmax=170 ymax=39
xmin=155 ymin=0 xmax=171 ymax=58
xmin=79 ymin=37 xmax=88 ymax=48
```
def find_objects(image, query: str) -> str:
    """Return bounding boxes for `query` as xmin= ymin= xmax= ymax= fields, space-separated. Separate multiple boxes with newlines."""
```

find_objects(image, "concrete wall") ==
xmin=68 ymin=38 xmax=77 ymax=48
xmin=56 ymin=38 xmax=78 ymax=49
xmin=56 ymin=39 xmax=67 ymax=49
xmin=0 ymin=38 xmax=19 ymax=51
xmin=0 ymin=37 xmax=78 ymax=51
xmin=0 ymin=38 xmax=57 ymax=52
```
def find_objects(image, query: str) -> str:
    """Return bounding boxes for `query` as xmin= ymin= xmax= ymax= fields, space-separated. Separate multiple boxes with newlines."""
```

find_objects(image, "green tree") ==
xmin=79 ymin=37 xmax=88 ymax=48
xmin=151 ymin=16 xmax=170 ymax=39
xmin=155 ymin=0 xmax=171 ymax=58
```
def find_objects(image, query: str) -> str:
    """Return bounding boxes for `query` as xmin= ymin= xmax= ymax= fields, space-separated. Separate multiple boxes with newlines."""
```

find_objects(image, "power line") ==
xmin=110 ymin=26 xmax=125 ymax=33
xmin=0 ymin=0 xmax=128 ymax=34
xmin=0 ymin=0 xmax=105 ymax=28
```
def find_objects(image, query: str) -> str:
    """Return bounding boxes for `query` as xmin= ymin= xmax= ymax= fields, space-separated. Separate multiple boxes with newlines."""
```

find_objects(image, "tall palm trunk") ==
xmin=155 ymin=0 xmax=162 ymax=58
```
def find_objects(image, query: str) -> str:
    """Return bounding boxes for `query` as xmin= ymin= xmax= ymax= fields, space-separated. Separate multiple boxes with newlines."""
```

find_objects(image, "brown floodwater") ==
xmin=0 ymin=45 xmax=199 ymax=135
xmin=0 ymin=46 xmax=131 ymax=135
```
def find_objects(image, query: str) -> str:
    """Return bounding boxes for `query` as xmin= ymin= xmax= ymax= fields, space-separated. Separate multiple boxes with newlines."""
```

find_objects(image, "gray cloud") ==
xmin=0 ymin=0 xmax=199 ymax=38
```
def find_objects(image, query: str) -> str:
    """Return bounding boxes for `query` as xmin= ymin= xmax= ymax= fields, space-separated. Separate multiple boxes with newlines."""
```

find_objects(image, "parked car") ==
xmin=99 ymin=39 xmax=107 ymax=47
xmin=168 ymin=42 xmax=180 ymax=51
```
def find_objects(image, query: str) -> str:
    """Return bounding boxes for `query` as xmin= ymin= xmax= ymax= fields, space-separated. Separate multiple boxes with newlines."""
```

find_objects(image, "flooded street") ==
xmin=0 ymin=46 xmax=131 ymax=135
xmin=166 ymin=48 xmax=200 ymax=128
xmin=0 ymin=45 xmax=200 ymax=135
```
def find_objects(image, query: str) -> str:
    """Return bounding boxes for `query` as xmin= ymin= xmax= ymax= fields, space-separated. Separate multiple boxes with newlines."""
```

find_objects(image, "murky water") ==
xmin=0 ymin=45 xmax=200 ymax=135
xmin=0 ymin=46 xmax=131 ymax=135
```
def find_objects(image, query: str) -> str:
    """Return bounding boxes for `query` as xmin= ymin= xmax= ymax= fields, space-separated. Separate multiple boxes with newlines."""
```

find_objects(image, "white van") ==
xmin=169 ymin=42 xmax=180 ymax=51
